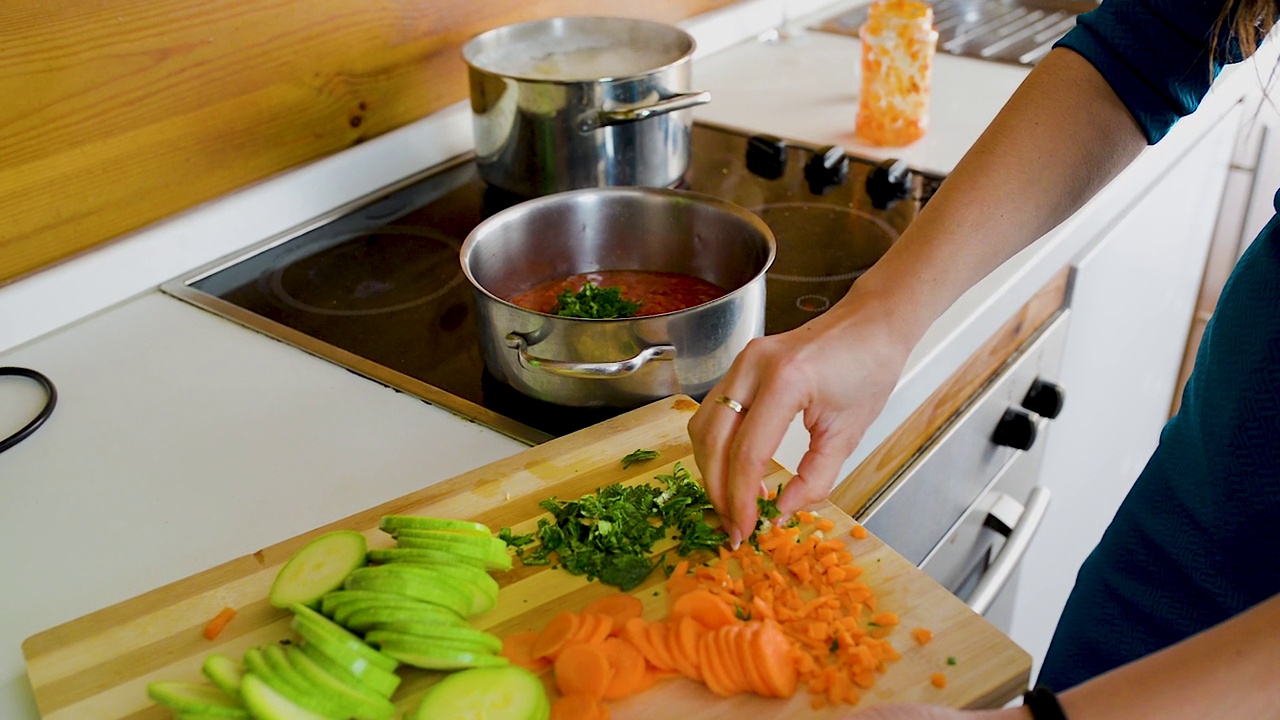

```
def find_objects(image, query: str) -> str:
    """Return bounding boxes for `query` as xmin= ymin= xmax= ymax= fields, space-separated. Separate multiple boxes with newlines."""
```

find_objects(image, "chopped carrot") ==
xmin=930 ymin=672 xmax=947 ymax=689
xmin=554 ymin=643 xmax=614 ymax=699
xmin=851 ymin=524 xmax=869 ymax=539
xmin=815 ymin=518 xmax=835 ymax=532
xmin=911 ymin=628 xmax=934 ymax=646
xmin=502 ymin=631 xmax=550 ymax=672
xmin=584 ymin=593 xmax=644 ymax=634
xmin=202 ymin=606 xmax=237 ymax=641
xmin=871 ymin=611 xmax=899 ymax=627
xmin=551 ymin=693 xmax=608 ymax=720
xmin=533 ymin=611 xmax=581 ymax=660
xmin=600 ymin=637 xmax=647 ymax=700
xmin=670 ymin=589 xmax=738 ymax=629
xmin=796 ymin=511 xmax=815 ymax=524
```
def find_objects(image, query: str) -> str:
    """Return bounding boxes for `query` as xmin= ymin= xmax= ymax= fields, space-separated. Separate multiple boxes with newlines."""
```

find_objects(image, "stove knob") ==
xmin=1022 ymin=378 xmax=1066 ymax=419
xmin=805 ymin=145 xmax=850 ymax=195
xmin=992 ymin=408 xmax=1038 ymax=451
xmin=746 ymin=134 xmax=788 ymax=180
xmin=865 ymin=158 xmax=913 ymax=210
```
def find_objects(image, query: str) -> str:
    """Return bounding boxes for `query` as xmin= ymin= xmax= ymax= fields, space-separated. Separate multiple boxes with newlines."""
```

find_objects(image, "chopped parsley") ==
xmin=829 ymin=638 xmax=840 ymax=653
xmin=734 ymin=605 xmax=752 ymax=622
xmin=621 ymin=448 xmax=660 ymax=469
xmin=496 ymin=462 xmax=728 ymax=591
xmin=553 ymin=282 xmax=641 ymax=319
xmin=947 ymin=656 xmax=958 ymax=666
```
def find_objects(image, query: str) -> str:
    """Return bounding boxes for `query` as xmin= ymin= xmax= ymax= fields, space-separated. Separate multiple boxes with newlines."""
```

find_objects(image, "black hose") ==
xmin=0 ymin=367 xmax=57 ymax=455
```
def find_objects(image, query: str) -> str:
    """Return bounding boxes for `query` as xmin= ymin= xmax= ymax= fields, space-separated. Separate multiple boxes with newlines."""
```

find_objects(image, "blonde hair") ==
xmin=1216 ymin=0 xmax=1278 ymax=58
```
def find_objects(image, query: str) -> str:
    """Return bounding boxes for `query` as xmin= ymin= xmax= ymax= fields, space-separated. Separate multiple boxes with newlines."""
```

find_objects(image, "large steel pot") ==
xmin=460 ymin=187 xmax=775 ymax=407
xmin=462 ymin=17 xmax=711 ymax=197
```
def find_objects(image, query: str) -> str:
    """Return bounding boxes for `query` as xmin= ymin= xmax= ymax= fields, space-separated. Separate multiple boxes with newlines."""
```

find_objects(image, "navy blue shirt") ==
xmin=1039 ymin=1 xmax=1280 ymax=690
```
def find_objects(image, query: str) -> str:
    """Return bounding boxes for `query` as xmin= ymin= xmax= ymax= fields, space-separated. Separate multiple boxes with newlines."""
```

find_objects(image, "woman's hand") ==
xmin=688 ymin=299 xmax=912 ymax=545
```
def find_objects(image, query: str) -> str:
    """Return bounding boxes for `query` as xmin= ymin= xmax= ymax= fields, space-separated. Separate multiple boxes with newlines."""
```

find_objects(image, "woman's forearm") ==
xmin=838 ymin=47 xmax=1148 ymax=342
xmin=984 ymin=592 xmax=1280 ymax=720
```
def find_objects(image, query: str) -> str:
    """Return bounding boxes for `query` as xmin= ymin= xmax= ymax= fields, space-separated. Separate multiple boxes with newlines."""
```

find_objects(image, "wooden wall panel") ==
xmin=0 ymin=0 xmax=738 ymax=286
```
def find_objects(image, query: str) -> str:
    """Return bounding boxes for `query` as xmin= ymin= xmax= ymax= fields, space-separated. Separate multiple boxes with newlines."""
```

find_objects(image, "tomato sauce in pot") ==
xmin=507 ymin=270 xmax=729 ymax=317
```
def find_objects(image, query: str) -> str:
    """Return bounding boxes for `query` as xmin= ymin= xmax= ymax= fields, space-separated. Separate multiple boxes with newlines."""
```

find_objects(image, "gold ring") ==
xmin=715 ymin=395 xmax=746 ymax=414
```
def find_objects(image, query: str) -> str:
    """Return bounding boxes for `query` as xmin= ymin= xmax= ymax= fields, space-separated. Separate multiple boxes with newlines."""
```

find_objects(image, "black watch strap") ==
xmin=1023 ymin=685 xmax=1068 ymax=720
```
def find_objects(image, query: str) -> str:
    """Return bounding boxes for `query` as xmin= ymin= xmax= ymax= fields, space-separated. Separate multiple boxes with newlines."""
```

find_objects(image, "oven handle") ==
xmin=967 ymin=486 xmax=1052 ymax=616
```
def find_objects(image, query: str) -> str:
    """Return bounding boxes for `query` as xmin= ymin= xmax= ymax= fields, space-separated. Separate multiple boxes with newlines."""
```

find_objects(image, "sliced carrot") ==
xmin=646 ymin=621 xmax=678 ymax=672
xmin=754 ymin=620 xmax=798 ymax=698
xmin=554 ymin=642 xmax=614 ymax=699
xmin=202 ymin=606 xmax=237 ymax=641
xmin=851 ymin=524 xmax=869 ymax=539
xmin=550 ymin=693 xmax=607 ymax=720
xmin=719 ymin=625 xmax=750 ymax=695
xmin=696 ymin=630 xmax=736 ymax=697
xmin=576 ymin=613 xmax=614 ymax=645
xmin=911 ymin=628 xmax=934 ymax=646
xmin=620 ymin=618 xmax=661 ymax=669
xmin=796 ymin=511 xmax=815 ymax=524
xmin=737 ymin=624 xmax=771 ymax=697
xmin=502 ymin=631 xmax=550 ymax=672
xmin=584 ymin=593 xmax=644 ymax=634
xmin=815 ymin=518 xmax=835 ymax=532
xmin=930 ymin=672 xmax=947 ymax=689
xmin=671 ymin=616 xmax=705 ymax=681
xmin=533 ymin=611 xmax=581 ymax=660
xmin=670 ymin=589 xmax=738 ymax=629
xmin=631 ymin=667 xmax=670 ymax=694
xmin=600 ymin=637 xmax=647 ymax=700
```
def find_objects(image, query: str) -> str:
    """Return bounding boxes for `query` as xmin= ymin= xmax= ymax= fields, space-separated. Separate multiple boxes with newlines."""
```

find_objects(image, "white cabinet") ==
xmin=1008 ymin=109 xmax=1239 ymax=679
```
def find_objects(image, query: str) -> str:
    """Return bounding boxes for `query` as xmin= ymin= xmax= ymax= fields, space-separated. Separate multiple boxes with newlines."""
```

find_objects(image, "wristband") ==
xmin=1023 ymin=685 xmax=1068 ymax=720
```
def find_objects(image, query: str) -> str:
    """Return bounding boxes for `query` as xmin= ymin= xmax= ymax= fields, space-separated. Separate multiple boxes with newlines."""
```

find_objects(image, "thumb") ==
xmin=776 ymin=447 xmax=844 ymax=519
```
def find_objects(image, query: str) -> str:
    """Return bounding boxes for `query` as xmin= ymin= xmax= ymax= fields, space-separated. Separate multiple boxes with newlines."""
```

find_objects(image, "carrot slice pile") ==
xmin=509 ymin=512 xmax=927 ymax=712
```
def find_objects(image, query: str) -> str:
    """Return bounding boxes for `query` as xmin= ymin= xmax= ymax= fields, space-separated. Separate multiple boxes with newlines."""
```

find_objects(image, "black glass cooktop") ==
xmin=169 ymin=123 xmax=939 ymax=442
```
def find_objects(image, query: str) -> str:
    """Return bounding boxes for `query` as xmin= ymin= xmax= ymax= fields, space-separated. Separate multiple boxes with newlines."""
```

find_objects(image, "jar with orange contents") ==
xmin=855 ymin=0 xmax=939 ymax=146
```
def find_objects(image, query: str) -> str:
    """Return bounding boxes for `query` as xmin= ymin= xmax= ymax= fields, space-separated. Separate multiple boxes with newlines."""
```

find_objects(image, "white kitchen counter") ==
xmin=0 ymin=1 xmax=1269 ymax=716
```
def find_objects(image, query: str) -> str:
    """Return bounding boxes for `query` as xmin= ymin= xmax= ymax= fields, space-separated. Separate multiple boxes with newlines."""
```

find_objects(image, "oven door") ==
xmin=861 ymin=311 xmax=1067 ymax=633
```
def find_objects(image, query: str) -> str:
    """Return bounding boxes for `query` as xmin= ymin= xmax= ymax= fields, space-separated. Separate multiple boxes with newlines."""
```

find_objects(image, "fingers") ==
xmin=724 ymin=375 xmax=806 ymax=544
xmin=777 ymin=430 xmax=856 ymax=520
xmin=688 ymin=361 xmax=761 ymax=544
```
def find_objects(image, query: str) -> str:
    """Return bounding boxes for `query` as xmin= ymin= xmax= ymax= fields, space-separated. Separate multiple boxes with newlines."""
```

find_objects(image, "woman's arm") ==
xmin=691 ymin=47 xmax=1148 ymax=542
xmin=846 ymin=591 xmax=1280 ymax=719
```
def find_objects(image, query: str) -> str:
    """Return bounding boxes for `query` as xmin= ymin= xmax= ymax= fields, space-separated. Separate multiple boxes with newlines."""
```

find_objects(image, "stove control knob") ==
xmin=805 ymin=145 xmax=850 ymax=195
xmin=746 ymin=134 xmax=788 ymax=180
xmin=866 ymin=158 xmax=913 ymax=210
xmin=992 ymin=408 xmax=1038 ymax=451
xmin=1021 ymin=378 xmax=1066 ymax=419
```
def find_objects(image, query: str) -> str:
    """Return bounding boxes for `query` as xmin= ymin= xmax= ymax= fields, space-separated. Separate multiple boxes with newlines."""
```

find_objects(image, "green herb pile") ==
xmin=552 ymin=281 xmax=641 ymax=319
xmin=497 ymin=462 xmax=726 ymax=591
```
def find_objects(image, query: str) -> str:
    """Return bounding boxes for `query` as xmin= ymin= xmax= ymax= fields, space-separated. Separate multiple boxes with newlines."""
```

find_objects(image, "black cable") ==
xmin=0 ymin=367 xmax=57 ymax=455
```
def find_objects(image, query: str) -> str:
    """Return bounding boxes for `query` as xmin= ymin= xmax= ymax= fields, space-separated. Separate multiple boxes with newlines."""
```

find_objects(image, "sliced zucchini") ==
xmin=342 ymin=565 xmax=474 ymax=617
xmin=411 ymin=665 xmax=549 ymax=720
xmin=379 ymin=515 xmax=491 ymax=537
xmin=291 ymin=604 xmax=398 ymax=672
xmin=367 ymin=547 xmax=488 ymax=571
xmin=343 ymin=604 xmax=469 ymax=633
xmin=365 ymin=631 xmax=509 ymax=670
xmin=269 ymin=530 xmax=368 ymax=609
xmin=239 ymin=673 xmax=335 ymax=720
xmin=299 ymin=642 xmax=401 ymax=699
xmin=146 ymin=681 xmax=248 ymax=718
xmin=201 ymin=653 xmax=246 ymax=699
xmin=286 ymin=645 xmax=396 ymax=720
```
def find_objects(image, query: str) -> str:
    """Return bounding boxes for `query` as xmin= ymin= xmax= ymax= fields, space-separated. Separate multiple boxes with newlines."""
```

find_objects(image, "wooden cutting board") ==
xmin=22 ymin=396 xmax=1030 ymax=719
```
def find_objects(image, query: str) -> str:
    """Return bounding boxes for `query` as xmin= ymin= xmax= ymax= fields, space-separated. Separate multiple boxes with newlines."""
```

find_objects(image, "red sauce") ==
xmin=507 ymin=270 xmax=728 ymax=317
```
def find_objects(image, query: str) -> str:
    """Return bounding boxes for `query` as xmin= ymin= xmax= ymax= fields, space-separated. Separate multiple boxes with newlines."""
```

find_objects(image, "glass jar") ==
xmin=855 ymin=0 xmax=939 ymax=146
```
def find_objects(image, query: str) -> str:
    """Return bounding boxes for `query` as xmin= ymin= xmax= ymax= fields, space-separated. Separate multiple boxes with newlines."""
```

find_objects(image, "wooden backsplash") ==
xmin=0 ymin=0 xmax=737 ymax=286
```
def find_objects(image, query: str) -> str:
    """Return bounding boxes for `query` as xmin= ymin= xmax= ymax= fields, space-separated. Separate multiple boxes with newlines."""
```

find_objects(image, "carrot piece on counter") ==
xmin=930 ymin=672 xmax=947 ymax=689
xmin=584 ymin=593 xmax=644 ymax=634
xmin=911 ymin=628 xmax=934 ymax=646
xmin=550 ymin=693 xmax=608 ymax=720
xmin=502 ymin=631 xmax=550 ymax=672
xmin=851 ymin=524 xmax=869 ymax=539
xmin=202 ymin=606 xmax=237 ymax=641
xmin=600 ymin=637 xmax=647 ymax=700
xmin=871 ymin=611 xmax=899 ymax=627
xmin=554 ymin=643 xmax=614 ymax=699
xmin=670 ymin=589 xmax=738 ymax=629
xmin=796 ymin=511 xmax=815 ymax=524
xmin=533 ymin=611 xmax=581 ymax=660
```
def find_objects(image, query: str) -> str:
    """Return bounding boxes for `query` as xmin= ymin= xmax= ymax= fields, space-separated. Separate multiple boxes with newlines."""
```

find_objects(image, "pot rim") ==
xmin=459 ymin=186 xmax=776 ymax=322
xmin=462 ymin=16 xmax=698 ymax=85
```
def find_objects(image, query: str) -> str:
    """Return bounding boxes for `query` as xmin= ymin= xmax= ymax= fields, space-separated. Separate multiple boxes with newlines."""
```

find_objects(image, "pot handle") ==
xmin=582 ymin=90 xmax=712 ymax=131
xmin=505 ymin=332 xmax=676 ymax=379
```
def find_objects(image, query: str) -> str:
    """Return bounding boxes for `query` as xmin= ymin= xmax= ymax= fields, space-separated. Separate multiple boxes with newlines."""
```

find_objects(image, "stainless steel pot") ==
xmin=462 ymin=17 xmax=711 ymax=197
xmin=460 ymin=187 xmax=775 ymax=407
